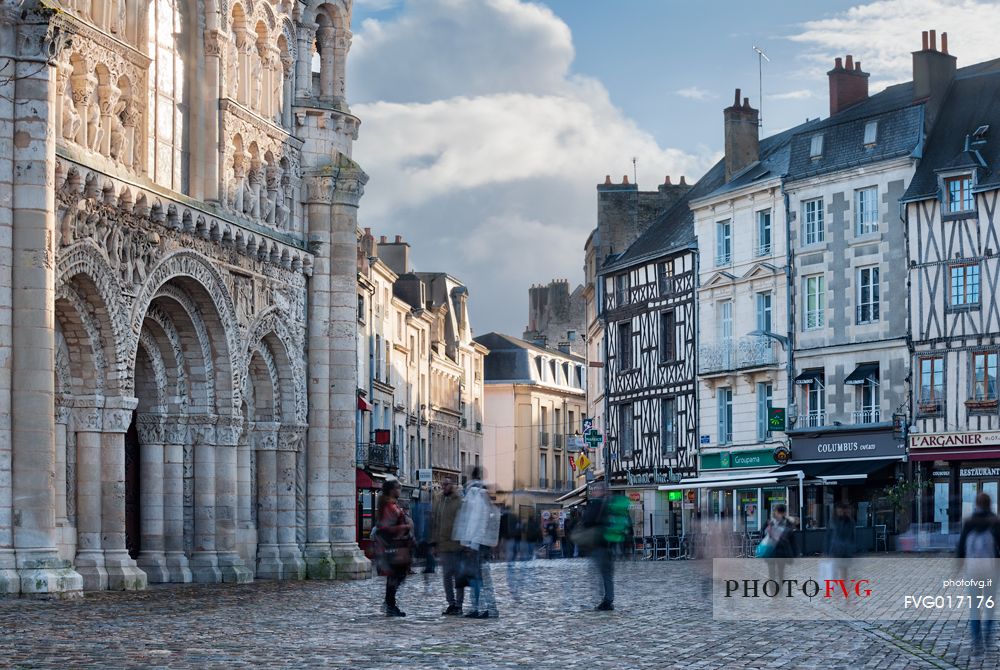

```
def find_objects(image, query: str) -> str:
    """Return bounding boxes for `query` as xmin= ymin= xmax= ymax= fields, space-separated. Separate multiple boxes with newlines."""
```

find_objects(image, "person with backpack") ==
xmin=956 ymin=492 xmax=1000 ymax=652
xmin=759 ymin=504 xmax=797 ymax=586
xmin=453 ymin=467 xmax=500 ymax=619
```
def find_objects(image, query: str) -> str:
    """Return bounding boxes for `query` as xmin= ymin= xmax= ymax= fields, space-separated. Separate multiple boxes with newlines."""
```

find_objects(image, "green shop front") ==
xmin=660 ymin=448 xmax=785 ymax=532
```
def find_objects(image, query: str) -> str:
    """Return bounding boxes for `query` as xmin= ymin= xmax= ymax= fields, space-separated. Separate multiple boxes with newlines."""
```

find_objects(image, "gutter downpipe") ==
xmin=782 ymin=181 xmax=802 ymax=525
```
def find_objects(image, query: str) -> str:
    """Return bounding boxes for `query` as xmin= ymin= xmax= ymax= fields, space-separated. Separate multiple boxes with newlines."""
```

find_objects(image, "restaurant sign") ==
xmin=910 ymin=431 xmax=1000 ymax=448
xmin=790 ymin=430 xmax=905 ymax=462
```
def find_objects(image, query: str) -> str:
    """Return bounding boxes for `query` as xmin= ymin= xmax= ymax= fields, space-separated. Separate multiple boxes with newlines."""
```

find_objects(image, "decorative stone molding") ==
xmin=103 ymin=397 xmax=139 ymax=434
xmin=216 ymin=415 xmax=245 ymax=447
xmin=136 ymin=413 xmax=166 ymax=445
xmin=277 ymin=424 xmax=307 ymax=452
xmin=163 ymin=415 xmax=189 ymax=445
xmin=70 ymin=396 xmax=105 ymax=433
xmin=254 ymin=422 xmax=281 ymax=451
xmin=187 ymin=414 xmax=219 ymax=446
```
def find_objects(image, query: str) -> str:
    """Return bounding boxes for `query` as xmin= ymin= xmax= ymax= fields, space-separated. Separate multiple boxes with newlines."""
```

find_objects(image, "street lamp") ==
xmin=748 ymin=329 xmax=789 ymax=349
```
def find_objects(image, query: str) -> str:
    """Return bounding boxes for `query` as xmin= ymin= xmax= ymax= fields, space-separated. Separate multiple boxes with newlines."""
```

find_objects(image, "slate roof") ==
xmin=602 ymin=120 xmax=815 ymax=274
xmin=474 ymin=332 xmax=585 ymax=384
xmin=903 ymin=68 xmax=1000 ymax=201
xmin=787 ymin=57 xmax=1000 ymax=184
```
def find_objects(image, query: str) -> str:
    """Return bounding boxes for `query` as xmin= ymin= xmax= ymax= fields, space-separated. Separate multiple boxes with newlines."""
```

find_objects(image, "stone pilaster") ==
xmin=10 ymin=10 xmax=82 ymax=598
xmin=162 ymin=416 xmax=191 ymax=582
xmin=215 ymin=415 xmax=252 ymax=584
xmin=189 ymin=414 xmax=221 ymax=583
xmin=72 ymin=400 xmax=106 ymax=591
xmin=294 ymin=26 xmax=316 ymax=99
xmin=317 ymin=26 xmax=336 ymax=101
xmin=135 ymin=414 xmax=169 ymax=583
xmin=333 ymin=29 xmax=352 ymax=103
xmin=277 ymin=425 xmax=305 ymax=579
xmin=101 ymin=398 xmax=146 ymax=591
xmin=0 ymin=11 xmax=14 ymax=596
xmin=254 ymin=423 xmax=281 ymax=578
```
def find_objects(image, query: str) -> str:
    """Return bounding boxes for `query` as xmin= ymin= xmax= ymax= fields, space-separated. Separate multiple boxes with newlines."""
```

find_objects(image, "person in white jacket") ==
xmin=453 ymin=467 xmax=500 ymax=618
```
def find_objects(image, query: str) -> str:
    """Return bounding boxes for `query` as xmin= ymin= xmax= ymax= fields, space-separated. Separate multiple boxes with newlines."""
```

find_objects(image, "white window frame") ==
xmin=717 ymin=387 xmax=733 ymax=445
xmin=809 ymin=134 xmax=824 ymax=158
xmin=716 ymin=219 xmax=732 ymax=267
xmin=863 ymin=121 xmax=878 ymax=145
xmin=756 ymin=209 xmax=772 ymax=256
xmin=756 ymin=291 xmax=772 ymax=333
xmin=661 ymin=397 xmax=677 ymax=456
xmin=945 ymin=174 xmax=974 ymax=213
xmin=803 ymin=274 xmax=826 ymax=330
xmin=950 ymin=263 xmax=981 ymax=307
xmin=857 ymin=266 xmax=880 ymax=324
xmin=803 ymin=198 xmax=825 ymax=245
xmin=855 ymin=186 xmax=879 ymax=235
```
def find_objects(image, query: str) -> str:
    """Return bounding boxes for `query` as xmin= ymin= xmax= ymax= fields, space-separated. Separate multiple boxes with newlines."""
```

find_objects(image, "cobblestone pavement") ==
xmin=0 ymin=558 xmax=994 ymax=669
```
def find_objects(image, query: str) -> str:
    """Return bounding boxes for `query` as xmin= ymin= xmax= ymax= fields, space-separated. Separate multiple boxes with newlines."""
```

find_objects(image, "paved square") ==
xmin=0 ymin=558 xmax=994 ymax=669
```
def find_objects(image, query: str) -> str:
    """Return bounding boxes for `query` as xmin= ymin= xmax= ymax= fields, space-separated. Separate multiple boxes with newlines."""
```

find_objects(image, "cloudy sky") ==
xmin=347 ymin=0 xmax=1000 ymax=336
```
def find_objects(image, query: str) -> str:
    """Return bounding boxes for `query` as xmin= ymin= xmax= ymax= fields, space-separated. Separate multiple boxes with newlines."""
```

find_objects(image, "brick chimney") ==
xmin=723 ymin=88 xmax=760 ymax=182
xmin=913 ymin=29 xmax=957 ymax=132
xmin=828 ymin=54 xmax=870 ymax=115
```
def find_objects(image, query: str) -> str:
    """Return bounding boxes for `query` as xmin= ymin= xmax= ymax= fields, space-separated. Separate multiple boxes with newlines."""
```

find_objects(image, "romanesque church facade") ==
xmin=0 ymin=0 xmax=368 ymax=596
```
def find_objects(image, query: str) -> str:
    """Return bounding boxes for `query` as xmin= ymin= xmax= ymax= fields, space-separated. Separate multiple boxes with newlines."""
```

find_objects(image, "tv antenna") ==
xmin=631 ymin=156 xmax=637 ymax=185
xmin=752 ymin=45 xmax=769 ymax=135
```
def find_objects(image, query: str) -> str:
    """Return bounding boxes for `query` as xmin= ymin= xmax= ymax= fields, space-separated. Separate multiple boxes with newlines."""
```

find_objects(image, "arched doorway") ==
xmin=124 ymin=414 xmax=141 ymax=559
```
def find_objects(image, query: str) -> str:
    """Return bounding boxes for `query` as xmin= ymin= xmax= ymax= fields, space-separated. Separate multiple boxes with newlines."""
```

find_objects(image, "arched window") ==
xmin=147 ymin=0 xmax=187 ymax=192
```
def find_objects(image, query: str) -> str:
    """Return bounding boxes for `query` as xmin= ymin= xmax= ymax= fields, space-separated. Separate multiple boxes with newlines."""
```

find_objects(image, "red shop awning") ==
xmin=909 ymin=448 xmax=1000 ymax=462
xmin=357 ymin=468 xmax=374 ymax=489
xmin=357 ymin=395 xmax=373 ymax=412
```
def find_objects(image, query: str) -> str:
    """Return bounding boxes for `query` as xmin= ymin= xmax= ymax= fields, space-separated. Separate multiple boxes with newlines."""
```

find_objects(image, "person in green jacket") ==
xmin=581 ymin=483 xmax=631 ymax=611
xmin=430 ymin=477 xmax=465 ymax=615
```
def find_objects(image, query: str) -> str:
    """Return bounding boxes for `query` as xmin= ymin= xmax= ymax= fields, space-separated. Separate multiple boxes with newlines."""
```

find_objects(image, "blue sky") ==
xmin=348 ymin=0 xmax=1000 ymax=335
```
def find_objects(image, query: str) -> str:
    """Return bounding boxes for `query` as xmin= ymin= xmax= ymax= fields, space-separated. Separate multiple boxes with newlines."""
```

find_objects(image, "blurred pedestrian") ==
xmin=957 ymin=492 xmax=1000 ymax=653
xmin=374 ymin=479 xmax=413 ymax=617
xmin=824 ymin=503 xmax=856 ymax=582
xmin=431 ymin=476 xmax=465 ymax=616
xmin=563 ymin=511 xmax=577 ymax=558
xmin=581 ymin=482 xmax=630 ymax=611
xmin=499 ymin=506 xmax=524 ymax=600
xmin=453 ymin=466 xmax=501 ymax=619
xmin=413 ymin=485 xmax=435 ymax=575
xmin=524 ymin=515 xmax=543 ymax=558
xmin=761 ymin=504 xmax=797 ymax=586
xmin=544 ymin=516 xmax=558 ymax=559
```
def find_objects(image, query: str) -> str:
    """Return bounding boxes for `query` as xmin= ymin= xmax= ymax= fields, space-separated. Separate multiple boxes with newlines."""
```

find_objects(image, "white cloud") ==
xmin=675 ymin=86 xmax=715 ymax=100
xmin=789 ymin=0 xmax=1000 ymax=88
xmin=348 ymin=0 xmax=714 ymax=334
xmin=771 ymin=89 xmax=815 ymax=100
xmin=355 ymin=0 xmax=400 ymax=11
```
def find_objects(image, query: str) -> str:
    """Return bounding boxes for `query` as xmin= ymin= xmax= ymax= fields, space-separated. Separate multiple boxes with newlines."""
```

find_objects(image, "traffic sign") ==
xmin=577 ymin=453 xmax=592 ymax=471
xmin=768 ymin=407 xmax=786 ymax=431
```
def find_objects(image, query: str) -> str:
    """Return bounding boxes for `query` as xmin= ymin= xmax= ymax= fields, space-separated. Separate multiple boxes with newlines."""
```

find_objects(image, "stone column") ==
xmin=281 ymin=56 xmax=294 ymax=128
xmin=215 ymin=415 xmax=252 ymax=583
xmin=72 ymin=400 xmax=107 ymax=591
xmin=101 ymin=398 xmax=146 ymax=591
xmin=162 ymin=416 xmax=191 ymax=582
xmin=200 ymin=29 xmax=223 ymax=203
xmin=54 ymin=405 xmax=69 ymax=559
xmin=333 ymin=29 xmax=351 ymax=103
xmin=96 ymin=81 xmax=120 ymax=158
xmin=317 ymin=26 xmax=336 ymax=101
xmin=277 ymin=425 xmax=305 ymax=579
xmin=189 ymin=415 xmax=221 ymax=583
xmin=10 ymin=15 xmax=82 ymax=597
xmin=254 ymin=423 xmax=281 ymax=579
xmin=304 ymin=183 xmax=335 ymax=579
xmin=0 ymin=14 xmax=14 ymax=595
xmin=236 ymin=420 xmax=254 ymax=568
xmin=135 ymin=413 xmax=168 ymax=583
xmin=294 ymin=26 xmax=316 ymax=100
xmin=328 ymin=166 xmax=371 ymax=578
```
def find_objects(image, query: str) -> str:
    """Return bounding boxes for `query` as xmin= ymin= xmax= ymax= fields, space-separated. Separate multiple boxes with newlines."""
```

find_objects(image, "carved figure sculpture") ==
xmin=109 ymin=101 xmax=126 ymax=160
xmin=62 ymin=79 xmax=82 ymax=142
xmin=251 ymin=52 xmax=263 ymax=111
xmin=227 ymin=38 xmax=240 ymax=99
xmin=273 ymin=64 xmax=285 ymax=124
xmin=87 ymin=98 xmax=102 ymax=152
xmin=246 ymin=168 xmax=262 ymax=219
xmin=110 ymin=0 xmax=126 ymax=35
xmin=231 ymin=165 xmax=247 ymax=213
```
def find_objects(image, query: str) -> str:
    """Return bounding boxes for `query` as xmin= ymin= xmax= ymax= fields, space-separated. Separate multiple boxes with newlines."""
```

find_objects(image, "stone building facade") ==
xmin=0 ymin=0 xmax=368 ymax=597
xmin=523 ymin=279 xmax=585 ymax=356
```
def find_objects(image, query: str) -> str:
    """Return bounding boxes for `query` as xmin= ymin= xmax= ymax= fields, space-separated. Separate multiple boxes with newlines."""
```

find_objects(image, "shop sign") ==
xmin=417 ymin=468 xmax=433 ymax=482
xmin=773 ymin=446 xmax=791 ymax=465
xmin=701 ymin=449 xmax=779 ymax=470
xmin=931 ymin=468 xmax=1000 ymax=478
xmin=910 ymin=431 xmax=1000 ymax=448
xmin=627 ymin=492 xmax=642 ymax=502
xmin=790 ymin=430 xmax=904 ymax=462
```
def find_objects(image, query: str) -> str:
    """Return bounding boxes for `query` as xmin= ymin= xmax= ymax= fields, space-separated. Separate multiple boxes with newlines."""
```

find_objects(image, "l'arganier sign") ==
xmin=910 ymin=431 xmax=1000 ymax=448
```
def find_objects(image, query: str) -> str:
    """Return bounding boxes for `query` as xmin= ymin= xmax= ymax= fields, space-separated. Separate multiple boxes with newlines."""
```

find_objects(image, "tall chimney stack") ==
xmin=912 ymin=29 xmax=957 ymax=132
xmin=723 ymin=88 xmax=760 ymax=182
xmin=828 ymin=54 xmax=870 ymax=116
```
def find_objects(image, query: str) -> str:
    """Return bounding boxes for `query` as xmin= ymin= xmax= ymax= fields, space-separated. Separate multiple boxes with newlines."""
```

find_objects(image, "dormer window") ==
xmin=945 ymin=175 xmax=974 ymax=213
xmin=809 ymin=134 xmax=824 ymax=158
xmin=863 ymin=121 xmax=878 ymax=145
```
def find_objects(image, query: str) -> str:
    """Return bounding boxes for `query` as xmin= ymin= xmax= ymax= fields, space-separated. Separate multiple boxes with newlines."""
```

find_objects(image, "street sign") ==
xmin=417 ymin=468 xmax=433 ymax=482
xmin=577 ymin=453 xmax=592 ymax=471
xmin=567 ymin=435 xmax=585 ymax=452
xmin=768 ymin=407 xmax=786 ymax=432
xmin=569 ymin=456 xmax=576 ymax=471
xmin=582 ymin=417 xmax=594 ymax=433
xmin=700 ymin=434 xmax=710 ymax=445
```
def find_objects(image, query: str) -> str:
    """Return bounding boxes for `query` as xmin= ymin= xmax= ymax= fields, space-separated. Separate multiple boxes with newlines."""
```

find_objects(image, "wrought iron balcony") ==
xmin=356 ymin=442 xmax=399 ymax=471
xmin=539 ymin=431 xmax=550 ymax=447
xmin=715 ymin=252 xmax=732 ymax=267
xmin=851 ymin=408 xmax=881 ymax=424
xmin=698 ymin=336 xmax=777 ymax=374
xmin=796 ymin=411 xmax=827 ymax=428
xmin=554 ymin=433 xmax=563 ymax=448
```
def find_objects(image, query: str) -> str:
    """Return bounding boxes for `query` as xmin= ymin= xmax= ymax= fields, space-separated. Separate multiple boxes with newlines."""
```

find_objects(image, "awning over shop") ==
xmin=844 ymin=363 xmax=879 ymax=385
xmin=794 ymin=369 xmax=824 ymax=385
xmin=357 ymin=394 xmax=373 ymax=412
xmin=356 ymin=469 xmax=392 ymax=489
xmin=555 ymin=482 xmax=588 ymax=503
xmin=658 ymin=468 xmax=781 ymax=491
xmin=910 ymin=448 xmax=1000 ymax=462
xmin=771 ymin=459 xmax=896 ymax=483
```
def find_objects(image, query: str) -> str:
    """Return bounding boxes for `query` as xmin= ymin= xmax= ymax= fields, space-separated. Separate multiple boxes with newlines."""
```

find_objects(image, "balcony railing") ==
xmin=851 ymin=408 xmax=881 ymax=424
xmin=797 ymin=411 xmax=827 ymax=428
xmin=554 ymin=433 xmax=563 ymax=448
xmin=715 ymin=252 xmax=732 ymax=267
xmin=755 ymin=243 xmax=772 ymax=257
xmin=356 ymin=442 xmax=399 ymax=470
xmin=699 ymin=336 xmax=776 ymax=374
xmin=539 ymin=431 xmax=550 ymax=447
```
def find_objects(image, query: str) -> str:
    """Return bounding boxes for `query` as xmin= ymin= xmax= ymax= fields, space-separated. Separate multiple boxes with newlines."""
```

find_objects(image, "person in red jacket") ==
xmin=375 ymin=479 xmax=413 ymax=617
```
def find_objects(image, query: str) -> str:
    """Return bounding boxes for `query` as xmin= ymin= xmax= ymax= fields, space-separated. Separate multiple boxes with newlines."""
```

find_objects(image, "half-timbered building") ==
xmin=904 ymin=61 xmax=1000 ymax=541
xmin=601 ymin=166 xmax=723 ymax=535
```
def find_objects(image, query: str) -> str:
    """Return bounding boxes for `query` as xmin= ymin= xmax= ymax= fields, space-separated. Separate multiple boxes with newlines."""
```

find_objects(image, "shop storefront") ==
xmin=775 ymin=426 xmax=905 ymax=553
xmin=910 ymin=431 xmax=1000 ymax=539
